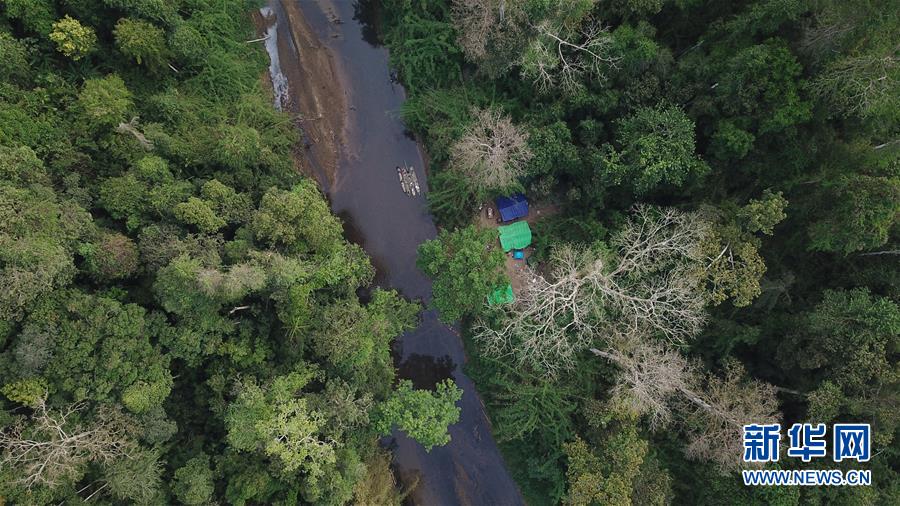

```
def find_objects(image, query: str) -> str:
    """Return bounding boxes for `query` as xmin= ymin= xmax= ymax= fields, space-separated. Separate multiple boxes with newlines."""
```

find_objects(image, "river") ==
xmin=260 ymin=1 xmax=525 ymax=504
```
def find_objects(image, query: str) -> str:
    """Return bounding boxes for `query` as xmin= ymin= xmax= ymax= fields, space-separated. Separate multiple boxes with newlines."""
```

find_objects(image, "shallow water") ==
xmin=259 ymin=6 xmax=291 ymax=111
xmin=268 ymin=1 xmax=525 ymax=504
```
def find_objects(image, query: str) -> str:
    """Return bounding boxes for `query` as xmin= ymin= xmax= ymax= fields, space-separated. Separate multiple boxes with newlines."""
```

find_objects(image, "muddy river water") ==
xmin=261 ymin=1 xmax=524 ymax=504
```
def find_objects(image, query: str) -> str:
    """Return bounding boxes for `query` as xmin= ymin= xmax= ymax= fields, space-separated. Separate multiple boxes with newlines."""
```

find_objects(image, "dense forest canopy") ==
xmin=0 ymin=0 xmax=897 ymax=504
xmin=383 ymin=0 xmax=899 ymax=504
xmin=0 ymin=1 xmax=462 ymax=504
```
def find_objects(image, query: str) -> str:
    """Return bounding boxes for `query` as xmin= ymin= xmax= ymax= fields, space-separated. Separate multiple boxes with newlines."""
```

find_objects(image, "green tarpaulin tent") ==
xmin=488 ymin=284 xmax=515 ymax=305
xmin=498 ymin=221 xmax=532 ymax=252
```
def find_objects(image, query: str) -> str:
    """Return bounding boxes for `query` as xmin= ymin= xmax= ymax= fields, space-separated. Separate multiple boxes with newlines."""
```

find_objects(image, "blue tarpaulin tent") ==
xmin=495 ymin=194 xmax=529 ymax=222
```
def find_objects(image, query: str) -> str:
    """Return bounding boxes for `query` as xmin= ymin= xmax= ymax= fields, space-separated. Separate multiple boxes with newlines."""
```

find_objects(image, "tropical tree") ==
xmin=114 ymin=18 xmax=168 ymax=68
xmin=225 ymin=367 xmax=336 ymax=480
xmin=78 ymin=75 xmax=133 ymax=128
xmin=49 ymin=16 xmax=96 ymax=60
xmin=172 ymin=454 xmax=216 ymax=505
xmin=417 ymin=224 xmax=508 ymax=323
xmin=375 ymin=379 xmax=463 ymax=451
xmin=698 ymin=190 xmax=788 ymax=306
xmin=252 ymin=181 xmax=344 ymax=254
xmin=612 ymin=105 xmax=708 ymax=194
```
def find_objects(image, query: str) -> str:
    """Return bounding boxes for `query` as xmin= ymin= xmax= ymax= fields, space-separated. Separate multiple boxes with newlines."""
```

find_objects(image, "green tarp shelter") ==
xmin=488 ymin=284 xmax=515 ymax=305
xmin=498 ymin=221 xmax=532 ymax=252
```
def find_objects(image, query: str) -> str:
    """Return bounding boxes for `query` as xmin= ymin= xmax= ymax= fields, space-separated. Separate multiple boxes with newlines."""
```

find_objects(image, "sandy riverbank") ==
xmin=253 ymin=1 xmax=346 ymax=187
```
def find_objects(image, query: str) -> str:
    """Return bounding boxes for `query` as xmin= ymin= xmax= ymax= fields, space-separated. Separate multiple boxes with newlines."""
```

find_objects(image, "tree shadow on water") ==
xmin=396 ymin=353 xmax=456 ymax=390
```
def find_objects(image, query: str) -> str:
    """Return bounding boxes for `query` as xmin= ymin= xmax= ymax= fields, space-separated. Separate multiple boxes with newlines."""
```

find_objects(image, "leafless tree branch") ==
xmin=450 ymin=108 xmax=532 ymax=192
xmin=475 ymin=206 xmax=709 ymax=377
xmin=0 ymin=400 xmax=134 ymax=490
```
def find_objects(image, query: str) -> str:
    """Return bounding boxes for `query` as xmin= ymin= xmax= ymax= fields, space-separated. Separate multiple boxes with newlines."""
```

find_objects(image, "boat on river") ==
xmin=397 ymin=165 xmax=420 ymax=196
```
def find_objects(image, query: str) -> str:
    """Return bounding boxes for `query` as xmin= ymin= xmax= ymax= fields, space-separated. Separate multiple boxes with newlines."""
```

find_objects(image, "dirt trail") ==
xmin=475 ymin=200 xmax=560 ymax=293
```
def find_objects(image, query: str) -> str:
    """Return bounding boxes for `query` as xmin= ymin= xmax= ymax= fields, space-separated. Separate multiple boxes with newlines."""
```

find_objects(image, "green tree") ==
xmin=99 ymin=156 xmax=193 ymax=231
xmin=698 ymin=190 xmax=788 ymax=306
xmin=173 ymin=454 xmax=216 ymax=505
xmin=375 ymin=379 xmax=462 ymax=451
xmin=779 ymin=288 xmax=900 ymax=445
xmin=613 ymin=105 xmax=708 ymax=194
xmin=563 ymin=400 xmax=668 ymax=506
xmin=1 ymin=377 xmax=48 ymax=407
xmin=808 ymin=288 xmax=899 ymax=396
xmin=217 ymin=124 xmax=262 ymax=171
xmin=79 ymin=230 xmax=140 ymax=281
xmin=311 ymin=290 xmax=418 ymax=380
xmin=0 ymin=32 xmax=30 ymax=84
xmin=0 ymin=146 xmax=90 ymax=321
xmin=201 ymin=179 xmax=252 ymax=223
xmin=1 ymin=0 xmax=56 ymax=34
xmin=114 ymin=18 xmax=168 ymax=67
xmin=714 ymin=41 xmax=811 ymax=136
xmin=564 ymin=436 xmax=642 ymax=506
xmin=225 ymin=367 xmax=337 ymax=481
xmin=78 ymin=75 xmax=132 ymax=128
xmin=49 ymin=16 xmax=96 ymax=60
xmin=779 ymin=288 xmax=900 ymax=449
xmin=169 ymin=24 xmax=210 ymax=67
xmin=526 ymin=121 xmax=581 ymax=180
xmin=174 ymin=197 xmax=227 ymax=233
xmin=417 ymin=225 xmax=508 ymax=323
xmin=382 ymin=0 xmax=463 ymax=93
xmin=14 ymin=291 xmax=172 ymax=412
xmin=807 ymin=174 xmax=900 ymax=255
xmin=104 ymin=448 xmax=163 ymax=503
xmin=252 ymin=181 xmax=344 ymax=254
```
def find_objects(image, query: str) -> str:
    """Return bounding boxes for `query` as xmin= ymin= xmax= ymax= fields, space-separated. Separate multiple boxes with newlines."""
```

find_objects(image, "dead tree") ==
xmin=522 ymin=18 xmax=619 ymax=94
xmin=450 ymin=0 xmax=528 ymax=76
xmin=450 ymin=108 xmax=532 ymax=193
xmin=450 ymin=0 xmax=501 ymax=62
xmin=115 ymin=116 xmax=154 ymax=151
xmin=591 ymin=342 xmax=779 ymax=472
xmin=680 ymin=361 xmax=780 ymax=471
xmin=474 ymin=245 xmax=600 ymax=375
xmin=0 ymin=401 xmax=134 ymax=489
xmin=589 ymin=333 xmax=695 ymax=430
xmin=812 ymin=54 xmax=899 ymax=118
xmin=475 ymin=206 xmax=709 ymax=376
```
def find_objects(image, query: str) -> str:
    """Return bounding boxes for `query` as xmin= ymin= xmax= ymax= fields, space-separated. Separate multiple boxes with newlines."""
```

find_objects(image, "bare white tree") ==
xmin=589 ymin=332 xmax=695 ymax=430
xmin=680 ymin=361 xmax=780 ymax=472
xmin=115 ymin=116 xmax=154 ymax=150
xmin=450 ymin=0 xmax=529 ymax=76
xmin=811 ymin=53 xmax=899 ymax=118
xmin=521 ymin=18 xmax=619 ymax=94
xmin=474 ymin=245 xmax=600 ymax=375
xmin=450 ymin=0 xmax=501 ymax=62
xmin=605 ymin=206 xmax=710 ymax=342
xmin=450 ymin=108 xmax=532 ymax=193
xmin=475 ymin=205 xmax=710 ymax=376
xmin=0 ymin=401 xmax=134 ymax=489
xmin=591 ymin=343 xmax=780 ymax=472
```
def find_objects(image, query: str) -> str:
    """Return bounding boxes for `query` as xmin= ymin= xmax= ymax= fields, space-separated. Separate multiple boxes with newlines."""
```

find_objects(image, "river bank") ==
xmin=253 ymin=1 xmax=345 ymax=188
xmin=257 ymin=1 xmax=524 ymax=504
